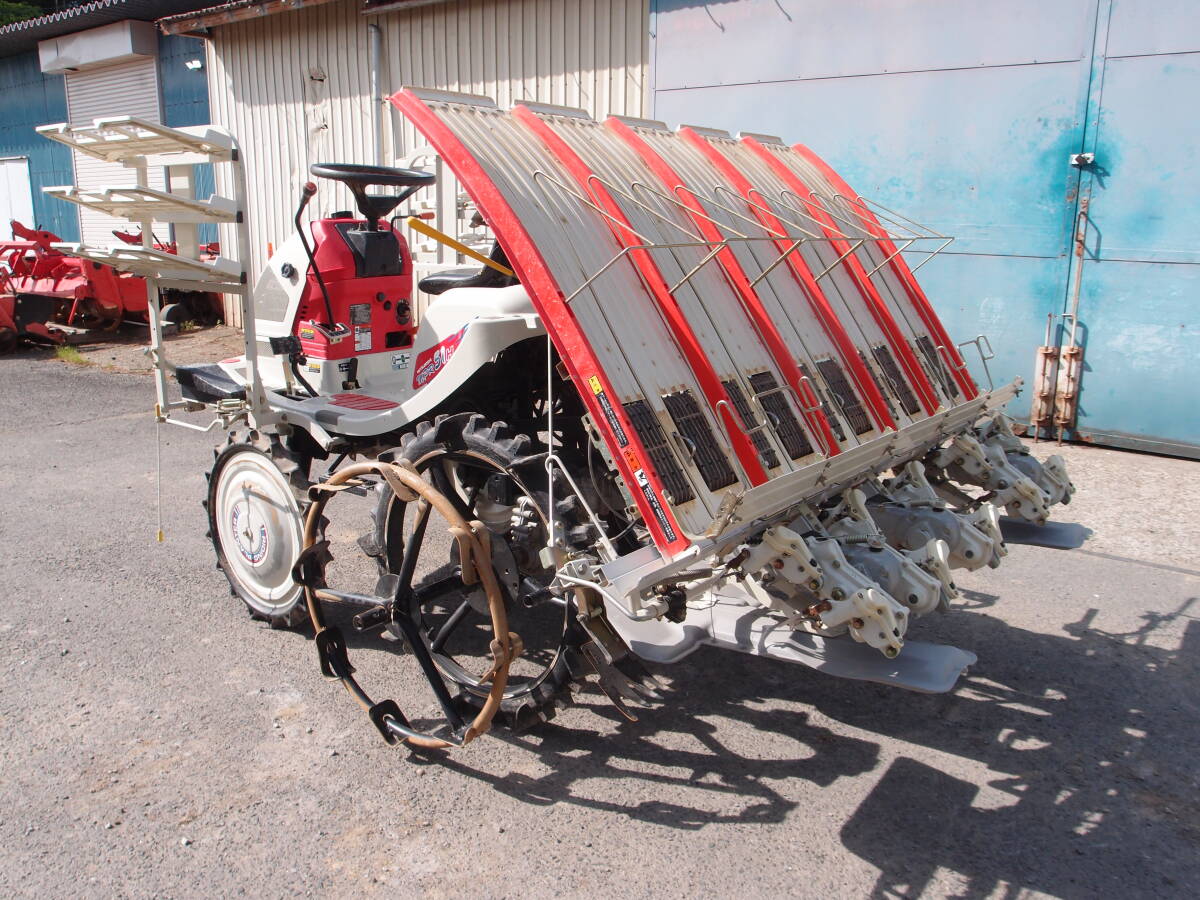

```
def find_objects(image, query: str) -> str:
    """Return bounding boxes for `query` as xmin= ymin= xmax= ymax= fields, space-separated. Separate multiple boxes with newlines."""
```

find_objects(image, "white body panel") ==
xmin=230 ymin=237 xmax=545 ymax=441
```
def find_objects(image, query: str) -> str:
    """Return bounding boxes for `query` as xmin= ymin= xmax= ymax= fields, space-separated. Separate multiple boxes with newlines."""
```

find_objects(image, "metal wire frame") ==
xmin=531 ymin=167 xmax=833 ymax=485
xmin=533 ymin=168 xmax=824 ymax=471
xmin=773 ymin=187 xmax=971 ymax=396
xmin=532 ymin=171 xmax=848 ymax=478
xmin=529 ymin=165 xmax=956 ymax=449
xmin=829 ymin=192 xmax=956 ymax=275
xmin=616 ymin=177 xmax=884 ymax=441
xmin=774 ymin=189 xmax=921 ymax=278
xmin=525 ymin=160 xmax=969 ymax=504
xmin=773 ymin=187 xmax=953 ymax=278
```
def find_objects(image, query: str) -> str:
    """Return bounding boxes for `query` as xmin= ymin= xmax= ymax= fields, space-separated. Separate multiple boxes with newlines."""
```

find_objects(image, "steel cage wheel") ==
xmin=373 ymin=415 xmax=584 ymax=727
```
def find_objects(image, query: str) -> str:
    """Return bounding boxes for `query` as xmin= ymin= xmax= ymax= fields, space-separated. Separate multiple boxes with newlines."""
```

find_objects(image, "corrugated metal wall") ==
xmin=0 ymin=50 xmax=77 ymax=241
xmin=205 ymin=0 xmax=649 ymax=321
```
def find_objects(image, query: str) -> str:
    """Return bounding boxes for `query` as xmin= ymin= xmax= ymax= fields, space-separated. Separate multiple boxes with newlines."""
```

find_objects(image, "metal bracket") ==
xmin=957 ymin=334 xmax=995 ymax=390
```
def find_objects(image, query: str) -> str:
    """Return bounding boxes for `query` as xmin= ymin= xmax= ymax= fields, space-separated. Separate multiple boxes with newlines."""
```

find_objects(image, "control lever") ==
xmin=268 ymin=335 xmax=318 ymax=398
xmin=293 ymin=180 xmax=349 ymax=343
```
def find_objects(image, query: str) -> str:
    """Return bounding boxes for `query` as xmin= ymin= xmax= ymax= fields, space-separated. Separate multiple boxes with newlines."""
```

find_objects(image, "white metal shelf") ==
xmin=39 ymin=113 xmax=269 ymax=428
xmin=56 ymin=242 xmax=244 ymax=289
xmin=37 ymin=117 xmax=236 ymax=164
xmin=43 ymin=185 xmax=239 ymax=224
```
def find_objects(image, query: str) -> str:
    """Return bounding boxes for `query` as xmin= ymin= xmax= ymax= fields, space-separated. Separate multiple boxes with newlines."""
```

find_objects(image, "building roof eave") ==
xmin=158 ymin=0 xmax=449 ymax=37
xmin=0 ymin=0 xmax=221 ymax=58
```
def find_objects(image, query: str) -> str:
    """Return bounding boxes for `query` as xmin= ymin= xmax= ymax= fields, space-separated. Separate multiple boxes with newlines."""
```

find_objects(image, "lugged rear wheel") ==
xmin=369 ymin=414 xmax=591 ymax=729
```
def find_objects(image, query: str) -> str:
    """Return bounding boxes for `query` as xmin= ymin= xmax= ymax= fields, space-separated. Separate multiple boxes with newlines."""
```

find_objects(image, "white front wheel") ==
xmin=207 ymin=435 xmax=308 ymax=627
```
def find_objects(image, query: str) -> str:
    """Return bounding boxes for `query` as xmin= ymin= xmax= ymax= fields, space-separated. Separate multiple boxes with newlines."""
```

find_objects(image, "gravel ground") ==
xmin=0 ymin=357 xmax=1197 ymax=898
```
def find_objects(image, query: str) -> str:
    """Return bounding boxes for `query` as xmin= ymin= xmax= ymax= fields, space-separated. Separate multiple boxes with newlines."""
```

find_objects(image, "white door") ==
xmin=0 ymin=157 xmax=35 ymax=236
xmin=65 ymin=57 xmax=163 ymax=247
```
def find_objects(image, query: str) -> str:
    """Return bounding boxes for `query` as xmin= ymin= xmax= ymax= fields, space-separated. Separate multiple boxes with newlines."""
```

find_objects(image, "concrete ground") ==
xmin=0 ymin=355 xmax=1197 ymax=899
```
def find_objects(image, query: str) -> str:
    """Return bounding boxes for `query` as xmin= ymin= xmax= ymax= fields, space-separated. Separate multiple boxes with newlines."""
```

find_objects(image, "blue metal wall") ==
xmin=0 ymin=50 xmax=78 ymax=241
xmin=1065 ymin=2 xmax=1200 ymax=455
xmin=156 ymin=33 xmax=215 ymax=244
xmin=650 ymin=0 xmax=1199 ymax=457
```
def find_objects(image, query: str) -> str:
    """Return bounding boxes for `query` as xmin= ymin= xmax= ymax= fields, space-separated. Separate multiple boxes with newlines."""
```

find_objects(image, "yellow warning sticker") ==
xmin=587 ymin=375 xmax=629 ymax=447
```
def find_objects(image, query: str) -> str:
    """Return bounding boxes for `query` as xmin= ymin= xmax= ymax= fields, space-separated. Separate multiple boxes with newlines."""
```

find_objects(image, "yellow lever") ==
xmin=404 ymin=217 xmax=515 ymax=278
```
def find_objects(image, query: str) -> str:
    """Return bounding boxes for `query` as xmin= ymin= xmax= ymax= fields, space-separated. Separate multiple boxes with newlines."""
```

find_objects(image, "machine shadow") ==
xmin=428 ymin=650 xmax=883 ymax=828
xmin=835 ymin=600 xmax=1199 ymax=898
xmin=403 ymin=597 xmax=1199 ymax=896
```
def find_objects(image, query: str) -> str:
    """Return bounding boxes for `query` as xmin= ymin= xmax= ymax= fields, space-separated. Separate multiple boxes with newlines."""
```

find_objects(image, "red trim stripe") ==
xmin=679 ymin=127 xmax=897 ymax=431
xmin=329 ymin=393 xmax=400 ymax=411
xmin=390 ymin=89 xmax=689 ymax=554
xmin=605 ymin=116 xmax=841 ymax=457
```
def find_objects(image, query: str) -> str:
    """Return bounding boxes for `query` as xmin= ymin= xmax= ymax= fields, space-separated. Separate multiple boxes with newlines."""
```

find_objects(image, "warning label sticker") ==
xmin=588 ymin=375 xmax=629 ymax=447
xmin=633 ymin=468 xmax=677 ymax=544
xmin=354 ymin=325 xmax=372 ymax=352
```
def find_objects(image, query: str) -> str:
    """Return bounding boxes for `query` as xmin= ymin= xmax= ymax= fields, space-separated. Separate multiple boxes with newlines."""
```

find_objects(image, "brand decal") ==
xmin=230 ymin=504 xmax=269 ymax=565
xmin=588 ymin=374 xmax=629 ymax=447
xmin=299 ymin=326 xmax=316 ymax=341
xmin=413 ymin=325 xmax=468 ymax=388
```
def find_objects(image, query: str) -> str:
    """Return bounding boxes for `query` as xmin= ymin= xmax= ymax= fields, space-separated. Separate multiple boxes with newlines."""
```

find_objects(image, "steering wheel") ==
xmin=309 ymin=163 xmax=435 ymax=228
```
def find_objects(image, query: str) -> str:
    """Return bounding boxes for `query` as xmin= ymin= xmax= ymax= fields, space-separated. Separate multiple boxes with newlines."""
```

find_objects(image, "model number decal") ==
xmin=413 ymin=325 xmax=468 ymax=388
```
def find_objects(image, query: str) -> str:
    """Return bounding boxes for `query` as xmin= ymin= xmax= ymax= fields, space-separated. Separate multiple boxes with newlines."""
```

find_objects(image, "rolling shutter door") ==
xmin=65 ymin=58 xmax=163 ymax=247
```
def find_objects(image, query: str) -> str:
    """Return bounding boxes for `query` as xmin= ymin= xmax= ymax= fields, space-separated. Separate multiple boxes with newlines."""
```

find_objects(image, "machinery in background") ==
xmin=0 ymin=219 xmax=222 ymax=352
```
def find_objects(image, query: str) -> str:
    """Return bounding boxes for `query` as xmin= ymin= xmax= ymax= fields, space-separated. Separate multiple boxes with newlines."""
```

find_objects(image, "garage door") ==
xmin=65 ymin=57 xmax=163 ymax=248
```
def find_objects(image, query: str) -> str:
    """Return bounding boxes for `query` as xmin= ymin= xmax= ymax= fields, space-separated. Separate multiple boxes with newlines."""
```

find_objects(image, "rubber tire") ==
xmin=205 ymin=430 xmax=312 ymax=628
xmin=369 ymin=413 xmax=594 ymax=730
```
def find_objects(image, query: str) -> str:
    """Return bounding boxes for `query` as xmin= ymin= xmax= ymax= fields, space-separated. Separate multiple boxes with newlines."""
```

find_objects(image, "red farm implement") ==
xmin=0 ymin=219 xmax=221 ymax=352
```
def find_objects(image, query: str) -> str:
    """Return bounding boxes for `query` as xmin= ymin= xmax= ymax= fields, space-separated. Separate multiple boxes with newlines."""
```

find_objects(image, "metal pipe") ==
xmin=368 ymin=24 xmax=384 ymax=167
